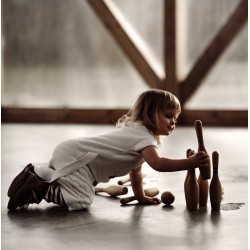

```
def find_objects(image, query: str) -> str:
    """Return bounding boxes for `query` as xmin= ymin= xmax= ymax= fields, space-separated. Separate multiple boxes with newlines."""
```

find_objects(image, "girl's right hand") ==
xmin=189 ymin=151 xmax=210 ymax=169
xmin=138 ymin=196 xmax=161 ymax=205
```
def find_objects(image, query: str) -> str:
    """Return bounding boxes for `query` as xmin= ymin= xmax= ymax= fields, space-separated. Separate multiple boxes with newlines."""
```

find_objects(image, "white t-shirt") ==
xmin=50 ymin=123 xmax=158 ymax=183
xmin=33 ymin=123 xmax=158 ymax=210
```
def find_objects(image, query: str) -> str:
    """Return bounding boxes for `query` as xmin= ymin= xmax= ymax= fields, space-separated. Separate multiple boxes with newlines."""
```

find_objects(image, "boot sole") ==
xmin=7 ymin=164 xmax=33 ymax=197
xmin=7 ymin=172 xmax=37 ymax=211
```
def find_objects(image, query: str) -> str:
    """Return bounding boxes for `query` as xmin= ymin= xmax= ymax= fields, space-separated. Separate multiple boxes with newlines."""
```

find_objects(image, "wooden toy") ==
xmin=95 ymin=185 xmax=128 ymax=196
xmin=117 ymin=173 xmax=145 ymax=185
xmin=194 ymin=120 xmax=211 ymax=179
xmin=161 ymin=191 xmax=175 ymax=205
xmin=120 ymin=188 xmax=159 ymax=205
xmin=185 ymin=150 xmax=199 ymax=211
xmin=209 ymin=151 xmax=222 ymax=210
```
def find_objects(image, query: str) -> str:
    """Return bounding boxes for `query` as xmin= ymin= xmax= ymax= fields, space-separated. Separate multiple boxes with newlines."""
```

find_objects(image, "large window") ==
xmin=1 ymin=0 xmax=247 ymax=122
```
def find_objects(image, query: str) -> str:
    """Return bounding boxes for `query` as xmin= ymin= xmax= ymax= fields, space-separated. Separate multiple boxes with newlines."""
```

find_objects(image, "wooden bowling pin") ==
xmin=118 ymin=175 xmax=130 ymax=185
xmin=194 ymin=120 xmax=211 ymax=180
xmin=185 ymin=150 xmax=199 ymax=211
xmin=198 ymin=175 xmax=208 ymax=207
xmin=184 ymin=149 xmax=192 ymax=204
xmin=95 ymin=185 xmax=128 ymax=196
xmin=209 ymin=151 xmax=222 ymax=210
xmin=118 ymin=173 xmax=146 ymax=185
xmin=120 ymin=188 xmax=159 ymax=205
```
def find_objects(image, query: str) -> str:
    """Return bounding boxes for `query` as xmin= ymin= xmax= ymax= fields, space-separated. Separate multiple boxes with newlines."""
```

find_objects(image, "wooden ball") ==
xmin=161 ymin=191 xmax=175 ymax=205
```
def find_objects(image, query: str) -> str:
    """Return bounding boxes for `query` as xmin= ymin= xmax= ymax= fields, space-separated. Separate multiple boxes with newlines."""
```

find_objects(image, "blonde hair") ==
xmin=116 ymin=89 xmax=181 ymax=143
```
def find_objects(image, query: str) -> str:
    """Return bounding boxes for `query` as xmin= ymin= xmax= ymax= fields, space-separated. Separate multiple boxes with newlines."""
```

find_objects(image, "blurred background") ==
xmin=1 ymin=0 xmax=248 ymax=115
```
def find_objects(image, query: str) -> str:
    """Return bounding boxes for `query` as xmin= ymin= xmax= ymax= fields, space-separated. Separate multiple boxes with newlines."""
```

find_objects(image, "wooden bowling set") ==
xmin=184 ymin=120 xmax=222 ymax=211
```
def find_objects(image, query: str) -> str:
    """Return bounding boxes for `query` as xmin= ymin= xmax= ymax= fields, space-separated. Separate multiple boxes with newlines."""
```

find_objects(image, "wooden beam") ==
xmin=86 ymin=0 xmax=164 ymax=89
xmin=2 ymin=107 xmax=247 ymax=127
xmin=1 ymin=107 xmax=128 ymax=124
xmin=180 ymin=0 xmax=248 ymax=104
xmin=180 ymin=109 xmax=248 ymax=127
xmin=163 ymin=0 xmax=179 ymax=97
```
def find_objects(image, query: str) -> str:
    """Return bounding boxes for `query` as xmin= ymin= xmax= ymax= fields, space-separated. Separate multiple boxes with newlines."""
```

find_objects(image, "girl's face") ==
xmin=156 ymin=109 xmax=179 ymax=136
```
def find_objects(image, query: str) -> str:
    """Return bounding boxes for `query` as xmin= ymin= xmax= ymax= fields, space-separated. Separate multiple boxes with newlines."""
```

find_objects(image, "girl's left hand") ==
xmin=138 ymin=196 xmax=161 ymax=205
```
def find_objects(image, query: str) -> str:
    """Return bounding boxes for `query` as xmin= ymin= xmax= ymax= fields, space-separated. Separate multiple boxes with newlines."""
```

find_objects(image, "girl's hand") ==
xmin=189 ymin=151 xmax=210 ymax=169
xmin=138 ymin=196 xmax=161 ymax=205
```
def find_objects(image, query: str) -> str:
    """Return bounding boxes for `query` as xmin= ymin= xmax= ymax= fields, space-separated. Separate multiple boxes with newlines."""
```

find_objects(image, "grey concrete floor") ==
xmin=1 ymin=124 xmax=248 ymax=250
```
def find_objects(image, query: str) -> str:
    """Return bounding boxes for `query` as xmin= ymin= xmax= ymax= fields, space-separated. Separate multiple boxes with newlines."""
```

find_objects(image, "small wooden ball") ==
xmin=161 ymin=191 xmax=175 ymax=205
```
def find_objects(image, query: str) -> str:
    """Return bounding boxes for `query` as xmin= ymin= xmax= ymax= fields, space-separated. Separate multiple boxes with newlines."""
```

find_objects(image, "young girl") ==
xmin=7 ymin=89 xmax=210 ymax=211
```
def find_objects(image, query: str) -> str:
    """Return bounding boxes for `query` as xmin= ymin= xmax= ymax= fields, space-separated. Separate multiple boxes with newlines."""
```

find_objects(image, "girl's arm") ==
xmin=141 ymin=146 xmax=210 ymax=172
xmin=129 ymin=165 xmax=161 ymax=205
